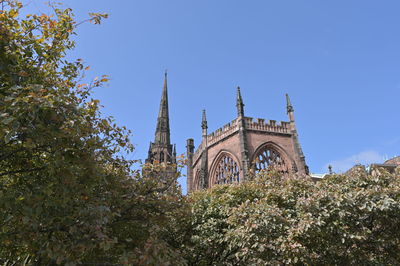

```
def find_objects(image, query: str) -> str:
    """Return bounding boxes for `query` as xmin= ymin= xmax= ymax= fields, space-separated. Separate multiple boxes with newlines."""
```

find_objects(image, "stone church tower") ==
xmin=186 ymin=87 xmax=308 ymax=192
xmin=146 ymin=72 xmax=176 ymax=166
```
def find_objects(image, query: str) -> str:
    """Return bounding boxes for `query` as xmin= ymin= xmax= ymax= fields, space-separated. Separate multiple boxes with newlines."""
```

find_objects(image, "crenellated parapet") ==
xmin=243 ymin=117 xmax=291 ymax=134
xmin=192 ymin=116 xmax=292 ymax=164
xmin=193 ymin=119 xmax=238 ymax=164
xmin=207 ymin=119 xmax=239 ymax=147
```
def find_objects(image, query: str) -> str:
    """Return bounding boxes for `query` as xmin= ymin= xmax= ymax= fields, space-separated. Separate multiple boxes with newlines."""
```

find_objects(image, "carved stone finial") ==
xmin=286 ymin=93 xmax=294 ymax=114
xmin=236 ymin=86 xmax=245 ymax=117
xmin=201 ymin=109 xmax=208 ymax=130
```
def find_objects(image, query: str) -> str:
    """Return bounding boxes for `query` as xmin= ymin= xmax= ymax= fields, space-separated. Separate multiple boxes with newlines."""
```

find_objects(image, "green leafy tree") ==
xmin=184 ymin=168 xmax=400 ymax=265
xmin=0 ymin=1 xmax=185 ymax=264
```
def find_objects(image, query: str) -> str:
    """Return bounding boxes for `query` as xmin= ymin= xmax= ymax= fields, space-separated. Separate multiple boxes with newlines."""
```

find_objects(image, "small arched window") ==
xmin=160 ymin=152 xmax=164 ymax=162
xmin=253 ymin=146 xmax=288 ymax=174
xmin=213 ymin=154 xmax=240 ymax=185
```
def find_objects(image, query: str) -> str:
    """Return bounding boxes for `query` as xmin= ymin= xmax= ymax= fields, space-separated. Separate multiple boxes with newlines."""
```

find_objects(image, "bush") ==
xmin=184 ymin=168 xmax=400 ymax=265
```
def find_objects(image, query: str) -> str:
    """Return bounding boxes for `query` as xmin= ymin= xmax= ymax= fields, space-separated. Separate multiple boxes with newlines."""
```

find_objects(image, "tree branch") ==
xmin=0 ymin=166 xmax=45 ymax=177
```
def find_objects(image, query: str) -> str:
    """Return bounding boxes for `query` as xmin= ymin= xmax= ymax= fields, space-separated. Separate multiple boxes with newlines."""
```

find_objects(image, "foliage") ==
xmin=0 ymin=1 xmax=184 ymax=265
xmin=184 ymin=168 xmax=400 ymax=265
xmin=104 ymin=162 xmax=188 ymax=265
xmin=2 ymin=1 xmax=400 ymax=265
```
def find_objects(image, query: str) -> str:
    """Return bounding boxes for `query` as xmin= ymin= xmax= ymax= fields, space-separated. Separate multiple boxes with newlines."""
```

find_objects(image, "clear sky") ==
xmin=27 ymin=0 xmax=399 ymax=193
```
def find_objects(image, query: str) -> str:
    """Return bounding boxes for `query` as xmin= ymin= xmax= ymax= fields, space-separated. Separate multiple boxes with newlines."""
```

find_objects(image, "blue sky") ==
xmin=27 ymin=1 xmax=399 ymax=192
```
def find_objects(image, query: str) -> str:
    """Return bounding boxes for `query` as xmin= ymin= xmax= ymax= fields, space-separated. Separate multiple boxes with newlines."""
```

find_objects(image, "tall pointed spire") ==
xmin=154 ymin=71 xmax=170 ymax=144
xmin=236 ymin=86 xmax=244 ymax=117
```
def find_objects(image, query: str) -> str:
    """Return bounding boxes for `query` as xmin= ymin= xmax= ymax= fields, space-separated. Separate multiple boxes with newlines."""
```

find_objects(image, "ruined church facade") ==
xmin=186 ymin=87 xmax=308 ymax=192
xmin=145 ymin=74 xmax=308 ymax=192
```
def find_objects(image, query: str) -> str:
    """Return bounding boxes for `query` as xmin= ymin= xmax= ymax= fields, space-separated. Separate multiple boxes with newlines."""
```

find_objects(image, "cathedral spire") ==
xmin=236 ymin=86 xmax=245 ymax=117
xmin=154 ymin=71 xmax=170 ymax=144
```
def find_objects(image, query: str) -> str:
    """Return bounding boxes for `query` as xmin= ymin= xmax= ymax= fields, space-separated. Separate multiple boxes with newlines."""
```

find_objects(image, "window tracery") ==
xmin=253 ymin=146 xmax=288 ymax=173
xmin=213 ymin=154 xmax=240 ymax=184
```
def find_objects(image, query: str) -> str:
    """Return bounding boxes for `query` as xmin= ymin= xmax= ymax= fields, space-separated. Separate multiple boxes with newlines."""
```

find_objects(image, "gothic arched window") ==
xmin=160 ymin=152 xmax=164 ymax=162
xmin=213 ymin=154 xmax=240 ymax=185
xmin=253 ymin=146 xmax=288 ymax=174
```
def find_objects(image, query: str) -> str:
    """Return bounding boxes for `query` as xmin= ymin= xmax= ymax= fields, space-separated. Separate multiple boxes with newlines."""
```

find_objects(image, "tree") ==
xmin=184 ymin=168 xmax=400 ymax=265
xmin=3 ymin=1 xmax=399 ymax=265
xmin=0 ymin=1 xmax=184 ymax=264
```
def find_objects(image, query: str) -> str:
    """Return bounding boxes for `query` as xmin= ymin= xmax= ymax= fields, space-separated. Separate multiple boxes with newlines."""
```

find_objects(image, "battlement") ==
xmin=192 ymin=117 xmax=291 ymax=164
xmin=193 ymin=119 xmax=239 ymax=164
xmin=207 ymin=119 xmax=239 ymax=147
xmin=243 ymin=117 xmax=290 ymax=134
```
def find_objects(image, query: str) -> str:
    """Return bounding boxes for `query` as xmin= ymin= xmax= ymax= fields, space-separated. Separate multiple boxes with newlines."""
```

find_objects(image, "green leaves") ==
xmin=0 ymin=1 xmax=140 ymax=264
xmin=0 ymin=2 xmax=184 ymax=263
xmin=184 ymin=169 xmax=400 ymax=265
xmin=88 ymin=13 xmax=109 ymax=25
